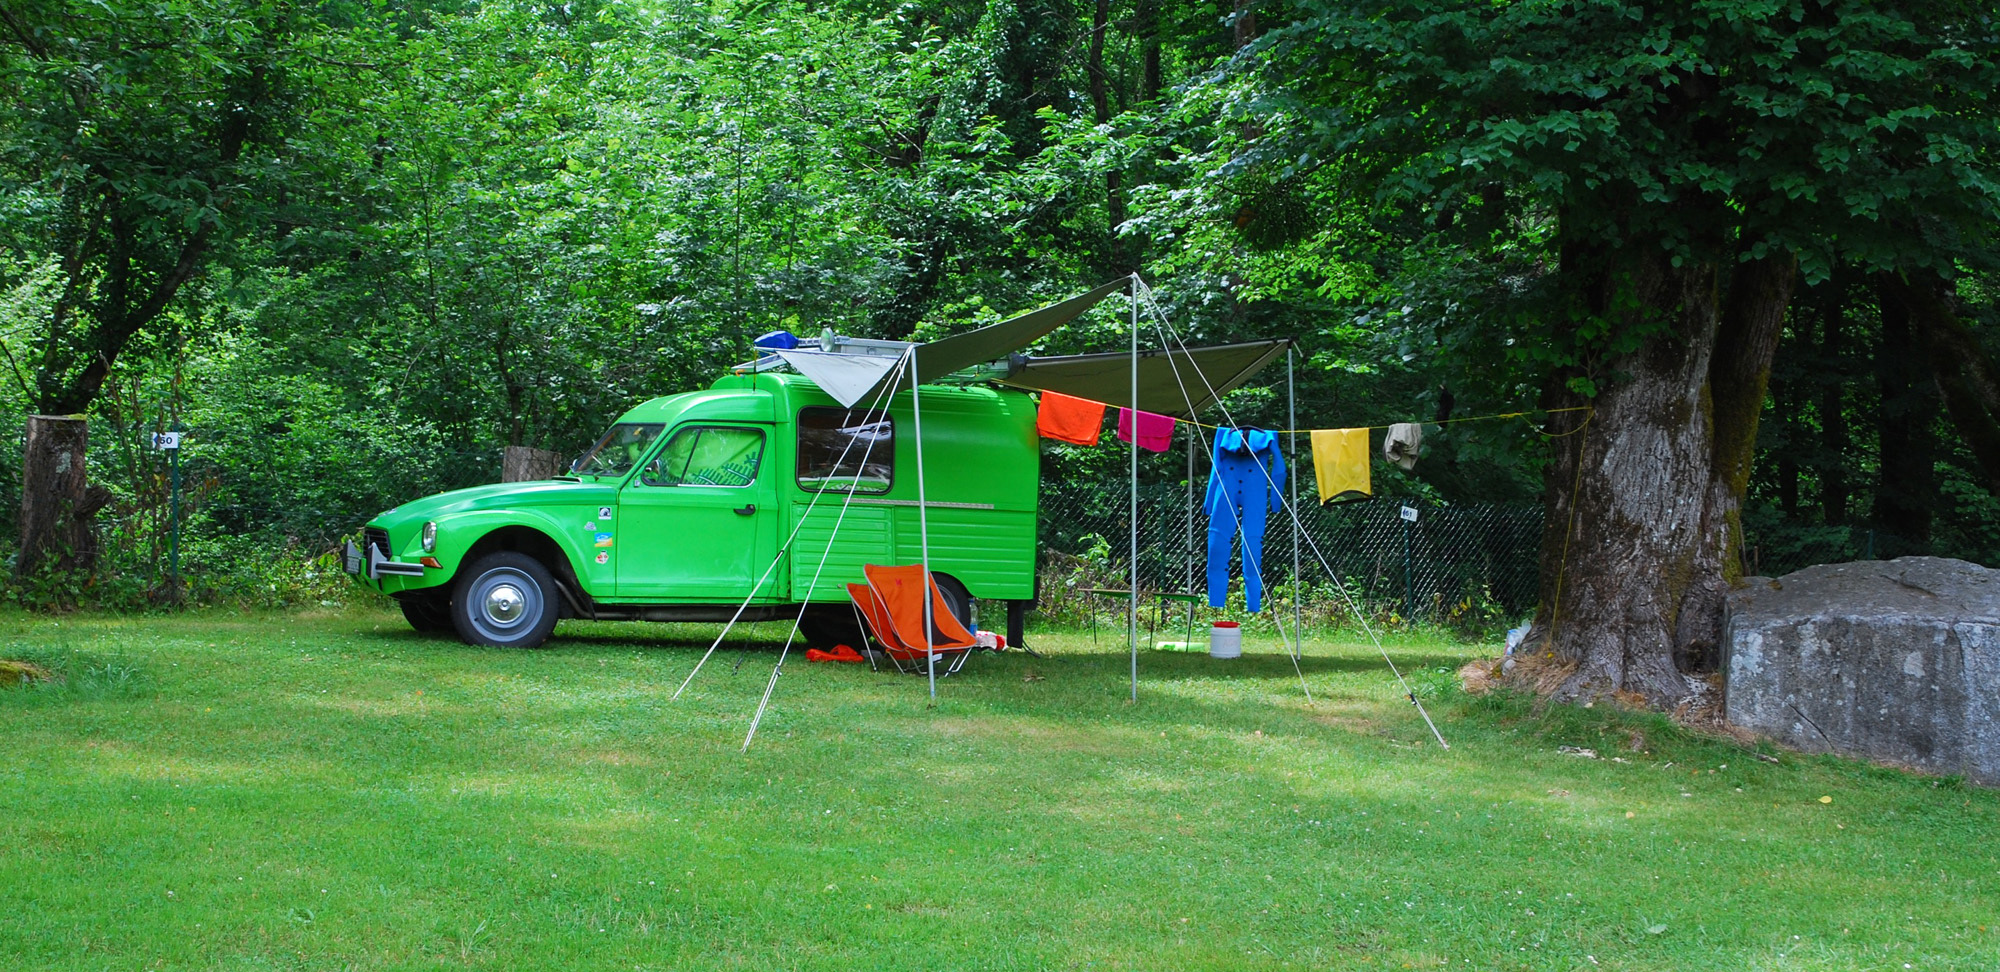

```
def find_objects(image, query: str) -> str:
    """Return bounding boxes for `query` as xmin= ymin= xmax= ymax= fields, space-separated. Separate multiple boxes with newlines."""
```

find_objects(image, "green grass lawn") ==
xmin=1 ymin=608 xmax=1995 ymax=971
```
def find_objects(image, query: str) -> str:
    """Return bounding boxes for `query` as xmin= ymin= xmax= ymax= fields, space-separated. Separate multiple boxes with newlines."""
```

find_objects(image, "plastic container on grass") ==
xmin=1209 ymin=621 xmax=1242 ymax=659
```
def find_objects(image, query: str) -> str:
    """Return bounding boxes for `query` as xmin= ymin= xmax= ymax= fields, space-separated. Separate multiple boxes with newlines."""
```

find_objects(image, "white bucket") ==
xmin=1209 ymin=622 xmax=1242 ymax=659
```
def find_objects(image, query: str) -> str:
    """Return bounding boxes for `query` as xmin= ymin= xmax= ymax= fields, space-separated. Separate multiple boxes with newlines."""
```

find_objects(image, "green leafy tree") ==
xmin=0 ymin=0 xmax=353 ymax=414
xmin=1223 ymin=0 xmax=2000 ymax=701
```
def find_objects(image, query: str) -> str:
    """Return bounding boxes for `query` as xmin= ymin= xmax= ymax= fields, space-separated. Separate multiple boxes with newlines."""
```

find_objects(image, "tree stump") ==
xmin=18 ymin=415 xmax=112 ymax=582
xmin=501 ymin=445 xmax=564 ymax=483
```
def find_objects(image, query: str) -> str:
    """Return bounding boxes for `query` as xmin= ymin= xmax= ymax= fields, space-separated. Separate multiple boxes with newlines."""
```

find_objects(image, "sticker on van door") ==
xmin=598 ymin=506 xmax=614 ymax=520
xmin=594 ymin=532 xmax=614 ymax=548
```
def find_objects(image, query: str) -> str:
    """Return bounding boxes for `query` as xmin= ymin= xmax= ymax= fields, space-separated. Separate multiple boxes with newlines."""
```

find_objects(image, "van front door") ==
xmin=615 ymin=424 xmax=780 ymax=601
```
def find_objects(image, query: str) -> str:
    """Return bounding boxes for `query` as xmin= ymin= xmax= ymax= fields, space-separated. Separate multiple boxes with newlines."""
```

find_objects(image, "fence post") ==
xmin=147 ymin=427 xmax=185 ymax=601
xmin=1399 ymin=502 xmax=1419 ymax=621
xmin=169 ymin=428 xmax=182 ymax=600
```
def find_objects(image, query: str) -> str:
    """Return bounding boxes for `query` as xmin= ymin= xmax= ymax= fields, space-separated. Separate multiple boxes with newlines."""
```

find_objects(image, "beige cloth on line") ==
xmin=1383 ymin=422 xmax=1423 ymax=471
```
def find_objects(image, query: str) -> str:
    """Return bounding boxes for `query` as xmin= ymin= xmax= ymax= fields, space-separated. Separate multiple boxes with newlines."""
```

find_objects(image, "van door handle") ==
xmin=734 ymin=504 xmax=756 ymax=516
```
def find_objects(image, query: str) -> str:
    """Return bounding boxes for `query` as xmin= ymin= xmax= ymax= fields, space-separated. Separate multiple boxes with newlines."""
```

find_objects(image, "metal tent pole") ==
xmin=912 ymin=353 xmax=937 ymax=701
xmin=1288 ymin=347 xmax=1300 ymax=645
xmin=1129 ymin=273 xmax=1140 ymax=703
xmin=1186 ymin=417 xmax=1195 ymax=642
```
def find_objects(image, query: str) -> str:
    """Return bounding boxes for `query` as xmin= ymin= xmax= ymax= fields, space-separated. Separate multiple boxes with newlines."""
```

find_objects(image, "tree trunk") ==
xmin=1135 ymin=0 xmax=1161 ymax=103
xmin=1530 ymin=251 xmax=1722 ymax=704
xmin=18 ymin=415 xmax=113 ymax=585
xmin=501 ymin=445 xmax=564 ymax=483
xmin=1773 ymin=371 xmax=1799 ymax=517
xmin=1872 ymin=274 xmax=1937 ymax=546
xmin=1818 ymin=280 xmax=1848 ymax=524
xmin=1885 ymin=271 xmax=2000 ymax=495
xmin=1525 ymin=249 xmax=1794 ymax=704
xmin=1772 ymin=291 xmax=1811 ymax=517
xmin=1681 ymin=253 xmax=1798 ymax=673
xmin=1233 ymin=0 xmax=1258 ymax=50
xmin=1088 ymin=0 xmax=1129 ymax=273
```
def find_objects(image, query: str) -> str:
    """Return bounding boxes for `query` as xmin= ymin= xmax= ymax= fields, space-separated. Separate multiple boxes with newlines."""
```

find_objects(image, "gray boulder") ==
xmin=1724 ymin=556 xmax=1999 ymax=784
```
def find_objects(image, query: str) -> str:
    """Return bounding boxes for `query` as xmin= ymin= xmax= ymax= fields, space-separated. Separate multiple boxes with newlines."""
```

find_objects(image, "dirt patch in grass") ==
xmin=1306 ymin=704 xmax=1382 ymax=736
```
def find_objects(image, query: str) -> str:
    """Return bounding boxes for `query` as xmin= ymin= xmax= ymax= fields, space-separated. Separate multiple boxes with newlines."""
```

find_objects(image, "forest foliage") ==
xmin=2 ymin=0 xmax=1998 ymax=606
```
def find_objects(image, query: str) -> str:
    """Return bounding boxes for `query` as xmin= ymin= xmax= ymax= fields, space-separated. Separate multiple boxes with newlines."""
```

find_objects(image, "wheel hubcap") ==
xmin=484 ymin=584 xmax=526 ymax=625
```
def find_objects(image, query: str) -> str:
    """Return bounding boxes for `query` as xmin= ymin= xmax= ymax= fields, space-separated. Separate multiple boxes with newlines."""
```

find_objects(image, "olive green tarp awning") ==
xmin=775 ymin=277 xmax=1291 ymax=417
xmin=909 ymin=278 xmax=1131 ymax=382
xmin=796 ymin=278 xmax=1133 ymax=407
xmin=996 ymin=338 xmax=1292 ymax=419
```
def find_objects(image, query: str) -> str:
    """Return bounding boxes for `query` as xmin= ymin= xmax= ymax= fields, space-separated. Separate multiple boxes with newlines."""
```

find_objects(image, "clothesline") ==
xmin=1174 ymin=404 xmax=1594 ymax=435
xmin=1038 ymin=394 xmax=1594 ymax=435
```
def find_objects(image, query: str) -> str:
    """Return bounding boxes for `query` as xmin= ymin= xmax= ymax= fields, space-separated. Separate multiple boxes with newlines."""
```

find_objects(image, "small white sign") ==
xmin=151 ymin=432 xmax=183 ymax=451
xmin=1400 ymin=505 xmax=1419 ymax=523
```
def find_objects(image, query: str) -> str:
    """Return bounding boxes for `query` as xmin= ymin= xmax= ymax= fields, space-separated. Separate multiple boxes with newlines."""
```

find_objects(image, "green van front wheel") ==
xmin=398 ymin=591 xmax=454 ymax=635
xmin=452 ymin=552 xmax=560 ymax=648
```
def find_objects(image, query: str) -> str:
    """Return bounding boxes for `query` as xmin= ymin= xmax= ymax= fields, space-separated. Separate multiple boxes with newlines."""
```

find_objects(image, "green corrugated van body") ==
xmin=351 ymin=372 xmax=1039 ymax=609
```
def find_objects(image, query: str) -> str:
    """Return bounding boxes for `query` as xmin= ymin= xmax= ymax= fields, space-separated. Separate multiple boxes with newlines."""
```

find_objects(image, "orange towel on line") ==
xmin=1037 ymin=392 xmax=1106 ymax=446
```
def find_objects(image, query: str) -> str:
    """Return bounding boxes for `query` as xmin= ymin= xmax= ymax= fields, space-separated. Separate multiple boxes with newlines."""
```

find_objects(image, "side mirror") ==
xmin=569 ymin=454 xmax=587 ymax=474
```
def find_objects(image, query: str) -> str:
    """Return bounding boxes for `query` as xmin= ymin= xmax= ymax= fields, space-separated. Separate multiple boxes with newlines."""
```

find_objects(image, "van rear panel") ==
xmin=754 ymin=374 xmax=1039 ymax=604
xmin=891 ymin=506 xmax=1035 ymax=600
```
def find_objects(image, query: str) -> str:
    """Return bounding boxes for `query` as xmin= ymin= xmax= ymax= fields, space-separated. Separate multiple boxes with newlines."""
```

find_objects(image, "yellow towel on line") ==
xmin=1310 ymin=428 xmax=1371 ymax=503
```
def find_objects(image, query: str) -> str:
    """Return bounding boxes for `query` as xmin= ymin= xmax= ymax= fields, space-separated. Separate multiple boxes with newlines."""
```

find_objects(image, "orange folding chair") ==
xmin=846 ymin=563 xmax=980 ymax=677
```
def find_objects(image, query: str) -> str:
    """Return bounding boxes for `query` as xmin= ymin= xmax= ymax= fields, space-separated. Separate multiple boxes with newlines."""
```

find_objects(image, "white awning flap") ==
xmin=773 ymin=350 xmax=902 ymax=408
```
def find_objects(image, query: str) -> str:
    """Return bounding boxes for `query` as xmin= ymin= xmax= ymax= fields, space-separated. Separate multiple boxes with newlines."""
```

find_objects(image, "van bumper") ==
xmin=343 ymin=533 xmax=443 ymax=596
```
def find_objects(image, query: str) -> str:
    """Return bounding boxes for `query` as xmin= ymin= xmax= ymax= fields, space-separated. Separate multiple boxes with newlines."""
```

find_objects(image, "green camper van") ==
xmin=344 ymin=372 xmax=1038 ymax=649
xmin=345 ymin=280 xmax=1287 ymax=650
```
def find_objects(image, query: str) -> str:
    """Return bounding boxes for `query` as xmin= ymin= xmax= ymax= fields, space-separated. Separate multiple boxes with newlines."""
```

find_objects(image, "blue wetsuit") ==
xmin=1205 ymin=428 xmax=1284 ymax=612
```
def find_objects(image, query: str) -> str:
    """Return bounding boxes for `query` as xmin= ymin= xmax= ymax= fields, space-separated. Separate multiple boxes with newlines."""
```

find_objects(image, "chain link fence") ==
xmin=1739 ymin=523 xmax=1944 ymax=579
xmin=39 ymin=422 xmax=1549 ymax=622
xmin=1035 ymin=477 xmax=1542 ymax=628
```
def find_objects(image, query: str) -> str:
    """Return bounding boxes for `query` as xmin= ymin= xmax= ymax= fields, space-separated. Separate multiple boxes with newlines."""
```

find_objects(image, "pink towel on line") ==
xmin=1116 ymin=408 xmax=1176 ymax=453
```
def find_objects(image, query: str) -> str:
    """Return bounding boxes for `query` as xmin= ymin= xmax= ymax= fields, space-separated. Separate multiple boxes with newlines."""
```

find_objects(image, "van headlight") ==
xmin=421 ymin=521 xmax=437 ymax=552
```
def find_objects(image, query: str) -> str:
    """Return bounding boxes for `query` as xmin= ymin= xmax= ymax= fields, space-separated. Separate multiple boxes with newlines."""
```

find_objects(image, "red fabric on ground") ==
xmin=806 ymin=644 xmax=865 ymax=663
xmin=1037 ymin=392 xmax=1106 ymax=446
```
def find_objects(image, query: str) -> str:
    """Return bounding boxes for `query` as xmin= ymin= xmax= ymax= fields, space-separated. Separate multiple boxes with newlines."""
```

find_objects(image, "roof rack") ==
xmin=732 ymin=328 xmax=918 ymax=373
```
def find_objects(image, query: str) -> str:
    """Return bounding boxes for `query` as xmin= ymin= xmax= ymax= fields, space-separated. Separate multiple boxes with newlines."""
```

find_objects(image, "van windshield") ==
xmin=574 ymin=423 xmax=665 ymax=477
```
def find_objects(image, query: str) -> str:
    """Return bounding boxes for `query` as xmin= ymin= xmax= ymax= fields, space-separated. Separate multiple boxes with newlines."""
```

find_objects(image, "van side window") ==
xmin=796 ymin=407 xmax=893 ymax=494
xmin=642 ymin=427 xmax=764 ymax=487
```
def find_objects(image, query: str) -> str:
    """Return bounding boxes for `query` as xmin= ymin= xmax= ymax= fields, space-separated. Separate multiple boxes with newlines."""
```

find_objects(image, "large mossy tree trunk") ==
xmin=1527 ymin=245 xmax=1796 ymax=706
xmin=1683 ymin=253 xmax=1798 ymax=673
xmin=18 ymin=415 xmax=113 ymax=587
